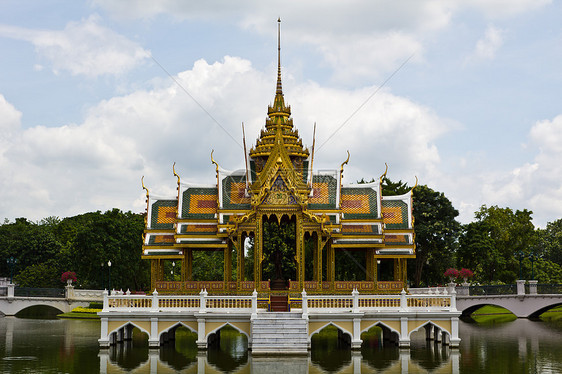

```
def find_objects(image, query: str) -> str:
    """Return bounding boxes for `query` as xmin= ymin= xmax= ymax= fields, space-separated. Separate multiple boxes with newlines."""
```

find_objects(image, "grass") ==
xmin=540 ymin=305 xmax=562 ymax=322
xmin=471 ymin=305 xmax=562 ymax=324
xmin=470 ymin=305 xmax=517 ymax=324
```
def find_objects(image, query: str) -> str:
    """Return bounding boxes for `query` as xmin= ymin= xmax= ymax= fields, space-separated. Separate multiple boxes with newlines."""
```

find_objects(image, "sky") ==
xmin=1 ymin=0 xmax=561 ymax=227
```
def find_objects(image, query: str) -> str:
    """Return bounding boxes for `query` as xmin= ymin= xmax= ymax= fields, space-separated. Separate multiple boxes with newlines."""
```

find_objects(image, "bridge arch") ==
xmin=205 ymin=322 xmax=250 ymax=342
xmin=309 ymin=321 xmax=353 ymax=341
xmin=360 ymin=321 xmax=400 ymax=337
xmin=15 ymin=304 xmax=65 ymax=316
xmin=107 ymin=321 xmax=151 ymax=344
xmin=408 ymin=320 xmax=452 ymax=343
xmin=528 ymin=302 xmax=562 ymax=319
xmin=460 ymin=303 xmax=515 ymax=317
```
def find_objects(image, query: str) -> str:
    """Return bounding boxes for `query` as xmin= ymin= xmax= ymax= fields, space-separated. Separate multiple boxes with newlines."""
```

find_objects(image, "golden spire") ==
xmin=276 ymin=18 xmax=282 ymax=95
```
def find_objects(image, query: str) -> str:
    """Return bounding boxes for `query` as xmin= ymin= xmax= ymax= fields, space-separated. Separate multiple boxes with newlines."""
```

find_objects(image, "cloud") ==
xmin=467 ymin=26 xmax=505 ymax=63
xmin=0 ymin=56 xmax=453 ymax=221
xmin=451 ymin=115 xmax=562 ymax=227
xmin=0 ymin=15 xmax=149 ymax=77
xmin=91 ymin=0 xmax=550 ymax=83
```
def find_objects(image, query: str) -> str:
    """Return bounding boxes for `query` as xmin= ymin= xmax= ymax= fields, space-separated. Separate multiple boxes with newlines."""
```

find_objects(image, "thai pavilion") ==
xmin=141 ymin=23 xmax=415 ymax=298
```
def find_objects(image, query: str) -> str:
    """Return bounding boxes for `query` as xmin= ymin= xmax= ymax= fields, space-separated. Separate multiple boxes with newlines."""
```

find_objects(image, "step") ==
xmin=250 ymin=313 xmax=310 ymax=354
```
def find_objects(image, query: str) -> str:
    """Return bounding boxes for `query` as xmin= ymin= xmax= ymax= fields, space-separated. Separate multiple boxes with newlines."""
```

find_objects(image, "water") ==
xmin=1 ymin=316 xmax=561 ymax=373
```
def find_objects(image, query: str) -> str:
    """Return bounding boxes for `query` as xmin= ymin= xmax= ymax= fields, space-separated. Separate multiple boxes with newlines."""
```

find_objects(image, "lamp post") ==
xmin=517 ymin=250 xmax=525 ymax=280
xmin=101 ymin=262 xmax=104 ymax=290
xmin=108 ymin=260 xmax=112 ymax=291
xmin=6 ymin=257 xmax=17 ymax=284
xmin=171 ymin=261 xmax=175 ymax=280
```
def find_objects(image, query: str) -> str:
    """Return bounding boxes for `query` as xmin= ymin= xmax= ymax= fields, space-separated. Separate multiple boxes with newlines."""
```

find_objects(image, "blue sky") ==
xmin=1 ymin=0 xmax=561 ymax=227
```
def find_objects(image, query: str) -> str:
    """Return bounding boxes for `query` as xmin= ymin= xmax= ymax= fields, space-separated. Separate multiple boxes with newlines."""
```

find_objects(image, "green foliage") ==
xmin=192 ymin=251 xmax=224 ymax=281
xmin=536 ymin=219 xmax=562 ymax=265
xmin=410 ymin=185 xmax=461 ymax=286
xmin=14 ymin=262 xmax=61 ymax=288
xmin=335 ymin=250 xmax=366 ymax=281
xmin=70 ymin=209 xmax=149 ymax=291
xmin=261 ymin=219 xmax=296 ymax=281
xmin=458 ymin=205 xmax=535 ymax=283
xmin=1 ymin=209 xmax=149 ymax=291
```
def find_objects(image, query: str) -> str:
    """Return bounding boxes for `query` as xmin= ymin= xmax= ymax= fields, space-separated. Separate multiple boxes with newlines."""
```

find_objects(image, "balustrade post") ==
xmin=400 ymin=289 xmax=407 ymax=311
xmin=7 ymin=283 xmax=14 ymax=299
xmin=528 ymin=280 xmax=538 ymax=295
xmin=301 ymin=289 xmax=308 ymax=319
xmin=199 ymin=288 xmax=208 ymax=314
xmin=516 ymin=280 xmax=526 ymax=298
xmin=65 ymin=284 xmax=75 ymax=300
xmin=352 ymin=288 xmax=359 ymax=313
xmin=151 ymin=289 xmax=159 ymax=312
xmin=251 ymin=289 xmax=257 ymax=319
xmin=450 ymin=287 xmax=457 ymax=311
xmin=102 ymin=289 xmax=109 ymax=311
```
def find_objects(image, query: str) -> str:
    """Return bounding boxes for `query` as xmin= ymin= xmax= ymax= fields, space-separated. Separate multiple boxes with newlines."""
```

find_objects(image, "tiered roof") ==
xmin=142 ymin=21 xmax=415 ymax=261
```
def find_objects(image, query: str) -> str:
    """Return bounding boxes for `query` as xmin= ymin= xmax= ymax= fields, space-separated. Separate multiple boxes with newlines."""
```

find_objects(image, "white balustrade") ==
xmin=101 ymin=288 xmax=456 ymax=314
xmin=102 ymin=289 xmax=257 ymax=313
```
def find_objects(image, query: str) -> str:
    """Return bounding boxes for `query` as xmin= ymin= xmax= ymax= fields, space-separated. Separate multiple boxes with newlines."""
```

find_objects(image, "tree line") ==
xmin=0 ymin=209 xmax=149 ymax=291
xmin=1 ymin=180 xmax=561 ymax=289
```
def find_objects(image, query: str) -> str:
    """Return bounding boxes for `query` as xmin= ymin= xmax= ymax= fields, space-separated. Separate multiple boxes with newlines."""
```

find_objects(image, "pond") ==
xmin=0 ymin=316 xmax=561 ymax=373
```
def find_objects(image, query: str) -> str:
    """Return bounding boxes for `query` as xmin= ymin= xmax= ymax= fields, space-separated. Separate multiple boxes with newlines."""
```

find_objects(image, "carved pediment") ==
xmin=263 ymin=176 xmax=298 ymax=205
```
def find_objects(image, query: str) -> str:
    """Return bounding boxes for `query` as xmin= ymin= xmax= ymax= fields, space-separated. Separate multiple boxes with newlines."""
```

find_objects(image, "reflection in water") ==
xmin=1 ymin=317 xmax=562 ymax=373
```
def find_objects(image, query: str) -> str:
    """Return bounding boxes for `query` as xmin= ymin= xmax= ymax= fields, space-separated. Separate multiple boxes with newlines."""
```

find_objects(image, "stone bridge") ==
xmin=0 ymin=284 xmax=104 ymax=316
xmin=411 ymin=280 xmax=562 ymax=318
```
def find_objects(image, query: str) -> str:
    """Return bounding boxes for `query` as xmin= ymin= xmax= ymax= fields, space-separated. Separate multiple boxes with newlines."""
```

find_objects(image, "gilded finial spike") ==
xmin=380 ymin=162 xmax=388 ymax=180
xmin=141 ymin=176 xmax=149 ymax=198
xmin=276 ymin=18 xmax=283 ymax=95
xmin=340 ymin=150 xmax=350 ymax=173
xmin=211 ymin=150 xmax=219 ymax=173
xmin=410 ymin=176 xmax=419 ymax=192
xmin=173 ymin=162 xmax=180 ymax=184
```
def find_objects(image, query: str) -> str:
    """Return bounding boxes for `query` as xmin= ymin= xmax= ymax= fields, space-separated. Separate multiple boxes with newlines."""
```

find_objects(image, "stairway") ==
xmin=269 ymin=294 xmax=288 ymax=311
xmin=251 ymin=312 xmax=309 ymax=355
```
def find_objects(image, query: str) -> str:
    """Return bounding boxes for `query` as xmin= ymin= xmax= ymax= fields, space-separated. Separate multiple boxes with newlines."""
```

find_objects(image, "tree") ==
xmin=0 ymin=218 xmax=64 ymax=285
xmin=536 ymin=218 xmax=562 ymax=265
xmin=410 ymin=185 xmax=461 ymax=287
xmin=70 ymin=209 xmax=149 ymax=291
xmin=458 ymin=205 xmax=535 ymax=283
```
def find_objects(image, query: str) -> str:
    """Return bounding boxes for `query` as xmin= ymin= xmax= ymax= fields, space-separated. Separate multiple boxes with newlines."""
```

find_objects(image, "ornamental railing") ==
xmin=468 ymin=284 xmax=517 ymax=296
xmin=301 ymin=290 xmax=455 ymax=315
xmin=101 ymin=288 xmax=457 ymax=315
xmin=14 ymin=287 xmax=65 ymax=298
xmin=102 ymin=289 xmax=257 ymax=314
xmin=533 ymin=283 xmax=562 ymax=294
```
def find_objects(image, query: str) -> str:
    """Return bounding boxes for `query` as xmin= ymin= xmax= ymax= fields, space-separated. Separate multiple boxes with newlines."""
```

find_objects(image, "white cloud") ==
xmin=0 ymin=15 xmax=149 ymax=77
xmin=0 ymin=56 xmax=453 ymax=221
xmin=448 ymin=115 xmax=562 ymax=227
xmin=468 ymin=26 xmax=505 ymax=62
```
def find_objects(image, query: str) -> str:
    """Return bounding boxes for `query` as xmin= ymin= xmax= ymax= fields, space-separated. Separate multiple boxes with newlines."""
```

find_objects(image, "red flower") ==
xmin=459 ymin=268 xmax=474 ymax=279
xmin=443 ymin=268 xmax=459 ymax=278
xmin=61 ymin=271 xmax=77 ymax=283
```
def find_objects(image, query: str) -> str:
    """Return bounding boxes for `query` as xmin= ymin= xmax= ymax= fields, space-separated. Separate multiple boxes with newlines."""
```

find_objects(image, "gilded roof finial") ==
xmin=211 ymin=150 xmax=219 ymax=174
xmin=276 ymin=18 xmax=282 ymax=95
xmin=173 ymin=162 xmax=180 ymax=185
xmin=141 ymin=176 xmax=149 ymax=199
xmin=340 ymin=150 xmax=350 ymax=175
xmin=380 ymin=162 xmax=388 ymax=180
